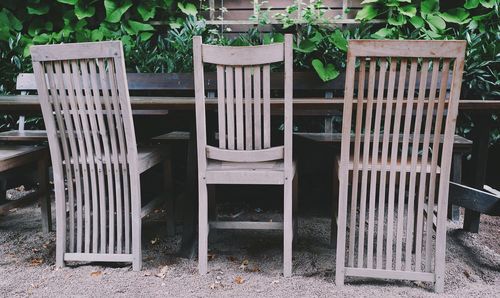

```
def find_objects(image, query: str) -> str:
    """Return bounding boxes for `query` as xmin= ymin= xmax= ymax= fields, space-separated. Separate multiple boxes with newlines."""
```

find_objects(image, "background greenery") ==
xmin=0 ymin=0 xmax=498 ymax=133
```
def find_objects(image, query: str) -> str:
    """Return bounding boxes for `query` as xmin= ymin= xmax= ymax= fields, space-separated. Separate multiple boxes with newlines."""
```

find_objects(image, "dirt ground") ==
xmin=0 ymin=197 xmax=498 ymax=297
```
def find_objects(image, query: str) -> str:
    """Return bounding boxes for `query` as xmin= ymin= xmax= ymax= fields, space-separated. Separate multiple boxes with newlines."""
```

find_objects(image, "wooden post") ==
xmin=464 ymin=112 xmax=490 ymax=233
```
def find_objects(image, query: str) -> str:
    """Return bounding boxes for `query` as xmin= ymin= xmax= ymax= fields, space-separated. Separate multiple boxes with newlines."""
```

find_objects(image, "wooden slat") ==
xmin=253 ymin=66 xmax=262 ymax=150
xmin=405 ymin=59 xmax=430 ymax=271
xmin=206 ymin=145 xmax=284 ymax=162
xmin=367 ymin=58 xmax=385 ymax=269
xmin=386 ymin=59 xmax=407 ymax=271
xmin=226 ymin=67 xmax=235 ymax=150
xmin=345 ymin=268 xmax=435 ymax=282
xmin=262 ymin=65 xmax=271 ymax=148
xmin=209 ymin=221 xmax=283 ymax=230
xmin=217 ymin=65 xmax=226 ymax=149
xmin=31 ymin=41 xmax=122 ymax=62
xmin=348 ymin=58 xmax=366 ymax=267
xmin=415 ymin=58 xmax=440 ymax=271
xmin=235 ymin=67 xmax=244 ymax=150
xmin=358 ymin=58 xmax=376 ymax=268
xmin=395 ymin=58 xmax=417 ymax=270
xmin=244 ymin=67 xmax=253 ymax=150
xmin=348 ymin=40 xmax=467 ymax=59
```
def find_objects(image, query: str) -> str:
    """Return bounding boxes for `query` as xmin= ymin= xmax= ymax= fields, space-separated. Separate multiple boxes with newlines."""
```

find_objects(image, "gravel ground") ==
xmin=0 ymin=195 xmax=498 ymax=297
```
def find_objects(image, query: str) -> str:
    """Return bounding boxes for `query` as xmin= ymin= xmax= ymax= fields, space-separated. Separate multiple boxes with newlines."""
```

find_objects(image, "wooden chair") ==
xmin=193 ymin=35 xmax=297 ymax=276
xmin=334 ymin=40 xmax=466 ymax=292
xmin=30 ymin=41 xmax=173 ymax=270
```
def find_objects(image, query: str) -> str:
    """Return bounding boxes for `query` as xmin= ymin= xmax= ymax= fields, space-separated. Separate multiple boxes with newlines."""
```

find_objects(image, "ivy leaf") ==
xmin=421 ymin=0 xmax=438 ymax=15
xmin=355 ymin=5 xmax=378 ymax=21
xmin=440 ymin=8 xmax=470 ymax=24
xmin=75 ymin=1 xmax=96 ymax=20
xmin=398 ymin=5 xmax=416 ymax=18
xmin=33 ymin=33 xmax=51 ymax=44
xmin=139 ymin=31 xmax=154 ymax=42
xmin=169 ymin=17 xmax=184 ymax=29
xmin=388 ymin=14 xmax=406 ymax=26
xmin=464 ymin=0 xmax=480 ymax=9
xmin=426 ymin=14 xmax=446 ymax=32
xmin=479 ymin=0 xmax=495 ymax=8
xmin=311 ymin=59 xmax=339 ymax=82
xmin=105 ymin=0 xmax=133 ymax=23
xmin=91 ymin=29 xmax=104 ymax=41
xmin=138 ymin=2 xmax=156 ymax=21
xmin=371 ymin=27 xmax=395 ymax=39
xmin=409 ymin=16 xmax=424 ymax=28
xmin=27 ymin=4 xmax=50 ymax=15
xmin=329 ymin=30 xmax=348 ymax=52
xmin=57 ymin=0 xmax=78 ymax=4
xmin=178 ymin=2 xmax=198 ymax=16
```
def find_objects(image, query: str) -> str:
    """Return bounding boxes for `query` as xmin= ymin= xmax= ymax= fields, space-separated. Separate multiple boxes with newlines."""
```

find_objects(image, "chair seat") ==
xmin=0 ymin=145 xmax=48 ymax=172
xmin=205 ymin=160 xmax=296 ymax=185
xmin=336 ymin=156 xmax=441 ymax=174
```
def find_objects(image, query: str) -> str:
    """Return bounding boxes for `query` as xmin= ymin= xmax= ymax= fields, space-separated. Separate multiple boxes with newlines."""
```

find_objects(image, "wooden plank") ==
xmin=31 ymin=41 xmax=122 ymax=62
xmin=209 ymin=221 xmax=284 ymax=230
xmin=449 ymin=182 xmax=500 ymax=215
xmin=217 ymin=65 xmax=227 ymax=149
xmin=263 ymin=65 xmax=271 ymax=148
xmin=235 ymin=67 xmax=244 ymax=150
xmin=64 ymin=253 xmax=133 ymax=262
xmin=244 ymin=67 xmax=253 ymax=150
xmin=345 ymin=268 xmax=435 ymax=282
xmin=206 ymin=145 xmax=284 ymax=162
xmin=348 ymin=40 xmax=467 ymax=59
xmin=226 ymin=67 xmax=235 ymax=150
xmin=253 ymin=66 xmax=262 ymax=150
xmin=202 ymin=43 xmax=284 ymax=65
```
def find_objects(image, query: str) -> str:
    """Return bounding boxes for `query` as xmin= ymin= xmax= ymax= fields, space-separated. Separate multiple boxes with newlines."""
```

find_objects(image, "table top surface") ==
xmin=0 ymin=95 xmax=499 ymax=112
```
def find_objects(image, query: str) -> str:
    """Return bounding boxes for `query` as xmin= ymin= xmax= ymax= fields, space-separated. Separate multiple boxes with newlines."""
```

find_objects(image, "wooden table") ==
xmin=1 ymin=95 xmax=498 ymax=236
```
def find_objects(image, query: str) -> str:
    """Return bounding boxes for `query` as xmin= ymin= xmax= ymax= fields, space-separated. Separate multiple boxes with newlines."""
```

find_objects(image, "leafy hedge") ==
xmin=0 ymin=0 xmax=498 ymax=101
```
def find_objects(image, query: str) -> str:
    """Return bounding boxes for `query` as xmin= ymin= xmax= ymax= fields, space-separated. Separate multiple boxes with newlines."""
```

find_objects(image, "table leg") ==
xmin=178 ymin=123 xmax=197 ymax=258
xmin=464 ymin=113 xmax=490 ymax=233
xmin=448 ymin=153 xmax=462 ymax=222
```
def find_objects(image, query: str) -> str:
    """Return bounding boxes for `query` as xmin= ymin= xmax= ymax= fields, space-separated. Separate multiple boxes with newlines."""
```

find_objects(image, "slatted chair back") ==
xmin=31 ymin=41 xmax=141 ymax=267
xmin=193 ymin=35 xmax=293 ymax=173
xmin=335 ymin=40 xmax=466 ymax=292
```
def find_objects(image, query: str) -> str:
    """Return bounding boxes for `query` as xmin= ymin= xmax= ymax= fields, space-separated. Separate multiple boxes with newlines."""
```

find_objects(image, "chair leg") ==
xmin=331 ymin=158 xmax=339 ymax=247
xmin=292 ymin=172 xmax=298 ymax=245
xmin=0 ymin=178 xmax=6 ymax=205
xmin=163 ymin=157 xmax=175 ymax=237
xmin=198 ymin=179 xmax=209 ymax=275
xmin=38 ymin=157 xmax=52 ymax=233
xmin=283 ymin=178 xmax=293 ymax=277
xmin=132 ymin=180 xmax=142 ymax=271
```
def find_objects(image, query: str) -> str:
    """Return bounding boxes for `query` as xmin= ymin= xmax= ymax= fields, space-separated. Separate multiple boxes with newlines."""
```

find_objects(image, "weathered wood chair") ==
xmin=193 ymin=35 xmax=297 ymax=276
xmin=335 ymin=40 xmax=466 ymax=292
xmin=30 ymin=41 xmax=173 ymax=270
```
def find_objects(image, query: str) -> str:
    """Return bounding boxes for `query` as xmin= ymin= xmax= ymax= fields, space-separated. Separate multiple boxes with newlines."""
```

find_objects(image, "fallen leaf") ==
xmin=90 ymin=271 xmax=102 ymax=277
xmin=234 ymin=276 xmax=245 ymax=284
xmin=227 ymin=256 xmax=237 ymax=262
xmin=208 ymin=253 xmax=216 ymax=261
xmin=30 ymin=258 xmax=43 ymax=266
xmin=32 ymin=248 xmax=40 ymax=253
xmin=144 ymin=271 xmax=152 ymax=277
xmin=150 ymin=237 xmax=159 ymax=245
xmin=155 ymin=265 xmax=169 ymax=278
xmin=239 ymin=259 xmax=249 ymax=270
xmin=463 ymin=270 xmax=471 ymax=278
xmin=154 ymin=209 xmax=161 ymax=213
xmin=249 ymin=266 xmax=261 ymax=273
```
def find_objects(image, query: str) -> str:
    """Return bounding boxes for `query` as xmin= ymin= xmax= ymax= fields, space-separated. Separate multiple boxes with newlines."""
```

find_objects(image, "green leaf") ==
xmin=91 ymin=29 xmax=104 ymax=41
xmin=0 ymin=12 xmax=11 ymax=41
xmin=409 ymin=16 xmax=424 ymax=28
xmin=293 ymin=39 xmax=316 ymax=53
xmin=57 ymin=0 xmax=78 ymax=4
xmin=138 ymin=3 xmax=156 ymax=21
xmin=139 ymin=31 xmax=154 ymax=42
xmin=329 ymin=30 xmax=348 ymax=52
xmin=169 ymin=17 xmax=183 ymax=29
xmin=371 ymin=27 xmax=394 ymax=39
xmin=27 ymin=4 xmax=50 ymax=15
xmin=398 ymin=5 xmax=416 ymax=18
xmin=440 ymin=8 xmax=470 ymax=24
xmin=33 ymin=33 xmax=51 ymax=44
xmin=355 ymin=5 xmax=378 ymax=21
xmin=421 ymin=0 xmax=438 ymax=15
xmin=105 ymin=0 xmax=133 ymax=23
xmin=479 ymin=0 xmax=495 ymax=8
xmin=125 ymin=20 xmax=154 ymax=35
xmin=426 ymin=14 xmax=446 ymax=31
xmin=388 ymin=13 xmax=406 ymax=26
xmin=178 ymin=2 xmax=198 ymax=16
xmin=464 ymin=0 xmax=480 ymax=9
xmin=311 ymin=59 xmax=339 ymax=82
xmin=75 ymin=1 xmax=96 ymax=20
